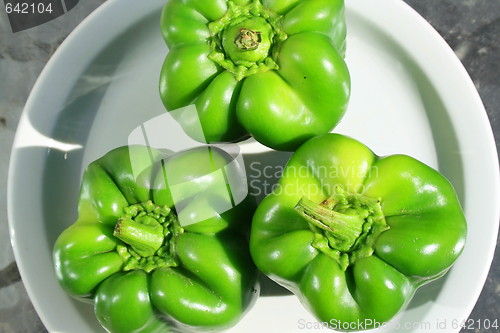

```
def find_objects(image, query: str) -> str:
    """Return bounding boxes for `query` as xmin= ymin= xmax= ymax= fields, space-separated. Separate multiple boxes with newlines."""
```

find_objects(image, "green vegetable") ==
xmin=250 ymin=134 xmax=467 ymax=330
xmin=159 ymin=0 xmax=350 ymax=151
xmin=53 ymin=145 xmax=258 ymax=333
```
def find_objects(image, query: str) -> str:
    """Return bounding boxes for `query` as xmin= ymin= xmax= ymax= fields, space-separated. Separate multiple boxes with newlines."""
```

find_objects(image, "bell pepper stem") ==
xmin=207 ymin=0 xmax=286 ymax=81
xmin=235 ymin=28 xmax=261 ymax=50
xmin=294 ymin=186 xmax=389 ymax=271
xmin=113 ymin=201 xmax=184 ymax=272
xmin=114 ymin=216 xmax=164 ymax=258
xmin=295 ymin=197 xmax=364 ymax=252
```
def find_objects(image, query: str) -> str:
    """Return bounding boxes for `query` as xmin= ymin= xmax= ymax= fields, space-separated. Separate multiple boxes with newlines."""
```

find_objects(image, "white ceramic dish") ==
xmin=8 ymin=0 xmax=499 ymax=332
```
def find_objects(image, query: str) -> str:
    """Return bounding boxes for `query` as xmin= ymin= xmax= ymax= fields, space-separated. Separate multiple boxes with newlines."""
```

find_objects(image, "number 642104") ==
xmin=5 ymin=2 xmax=54 ymax=14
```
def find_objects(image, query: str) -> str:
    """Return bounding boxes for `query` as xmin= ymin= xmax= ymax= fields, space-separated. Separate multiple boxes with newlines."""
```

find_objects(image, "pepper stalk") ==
xmin=207 ymin=0 xmax=287 ymax=81
xmin=295 ymin=186 xmax=389 ymax=271
xmin=113 ymin=201 xmax=184 ymax=273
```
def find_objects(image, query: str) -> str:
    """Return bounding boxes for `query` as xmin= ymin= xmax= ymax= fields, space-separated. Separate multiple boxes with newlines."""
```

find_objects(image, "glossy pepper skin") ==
xmin=159 ymin=0 xmax=350 ymax=151
xmin=250 ymin=134 xmax=467 ymax=330
xmin=53 ymin=145 xmax=258 ymax=333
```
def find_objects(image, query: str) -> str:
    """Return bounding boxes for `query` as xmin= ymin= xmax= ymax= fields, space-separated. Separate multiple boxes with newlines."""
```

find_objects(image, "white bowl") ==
xmin=8 ymin=0 xmax=499 ymax=332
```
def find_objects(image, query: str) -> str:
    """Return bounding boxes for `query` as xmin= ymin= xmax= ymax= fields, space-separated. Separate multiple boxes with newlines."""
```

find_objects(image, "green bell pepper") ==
xmin=250 ymin=134 xmax=467 ymax=330
xmin=159 ymin=0 xmax=350 ymax=151
xmin=53 ymin=145 xmax=258 ymax=333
